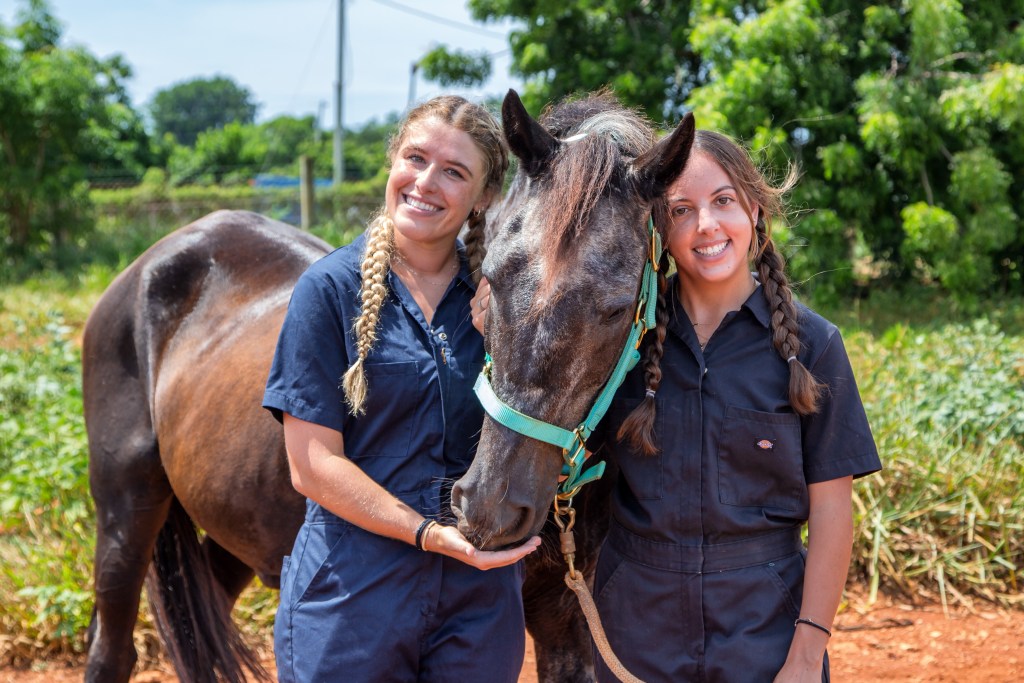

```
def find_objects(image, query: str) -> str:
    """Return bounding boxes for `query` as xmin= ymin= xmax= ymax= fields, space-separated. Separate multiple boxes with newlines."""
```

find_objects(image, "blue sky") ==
xmin=15 ymin=0 xmax=522 ymax=127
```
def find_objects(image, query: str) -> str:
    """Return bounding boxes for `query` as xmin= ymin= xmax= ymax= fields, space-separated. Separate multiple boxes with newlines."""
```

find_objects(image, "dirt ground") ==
xmin=3 ymin=596 xmax=1022 ymax=682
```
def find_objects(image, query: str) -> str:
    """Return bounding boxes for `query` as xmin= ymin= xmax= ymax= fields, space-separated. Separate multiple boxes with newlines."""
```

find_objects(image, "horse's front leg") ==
xmin=523 ymin=476 xmax=614 ymax=683
xmin=524 ymin=547 xmax=596 ymax=683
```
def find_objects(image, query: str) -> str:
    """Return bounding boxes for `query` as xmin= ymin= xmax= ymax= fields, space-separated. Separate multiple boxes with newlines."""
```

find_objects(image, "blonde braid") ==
xmin=342 ymin=212 xmax=394 ymax=415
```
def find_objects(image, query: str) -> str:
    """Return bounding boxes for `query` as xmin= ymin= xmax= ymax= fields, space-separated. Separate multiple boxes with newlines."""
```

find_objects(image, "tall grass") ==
xmin=1 ymin=249 xmax=1022 ymax=663
xmin=846 ymin=320 xmax=1024 ymax=607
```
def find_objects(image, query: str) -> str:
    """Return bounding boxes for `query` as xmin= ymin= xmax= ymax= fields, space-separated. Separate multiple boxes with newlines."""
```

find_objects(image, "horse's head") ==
xmin=451 ymin=90 xmax=694 ymax=549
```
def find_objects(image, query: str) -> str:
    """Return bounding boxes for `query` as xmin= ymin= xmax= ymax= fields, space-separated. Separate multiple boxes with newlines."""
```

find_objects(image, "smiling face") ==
xmin=385 ymin=117 xmax=490 ymax=255
xmin=664 ymin=150 xmax=758 ymax=299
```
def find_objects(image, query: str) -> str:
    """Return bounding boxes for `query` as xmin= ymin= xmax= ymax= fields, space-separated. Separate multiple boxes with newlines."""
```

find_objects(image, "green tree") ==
xmin=164 ymin=114 xmax=394 ymax=186
xmin=0 ymin=0 xmax=147 ymax=258
xmin=686 ymin=0 xmax=1024 ymax=303
xmin=75 ymin=52 xmax=156 ymax=186
xmin=149 ymin=75 xmax=258 ymax=147
xmin=418 ymin=46 xmax=492 ymax=88
xmin=167 ymin=121 xmax=256 ymax=185
xmin=466 ymin=0 xmax=697 ymax=118
xmin=467 ymin=0 xmax=1024 ymax=303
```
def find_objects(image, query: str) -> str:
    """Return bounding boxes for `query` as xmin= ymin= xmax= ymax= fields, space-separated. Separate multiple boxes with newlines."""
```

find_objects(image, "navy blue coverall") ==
xmin=590 ymin=278 xmax=881 ymax=682
xmin=263 ymin=234 xmax=525 ymax=682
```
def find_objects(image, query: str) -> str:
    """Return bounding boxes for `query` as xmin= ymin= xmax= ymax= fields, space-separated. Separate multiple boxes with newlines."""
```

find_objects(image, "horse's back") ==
xmin=83 ymin=210 xmax=330 ymax=580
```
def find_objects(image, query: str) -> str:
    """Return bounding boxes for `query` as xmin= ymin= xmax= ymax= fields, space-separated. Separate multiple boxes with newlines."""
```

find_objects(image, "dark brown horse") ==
xmin=82 ymin=210 xmax=320 ymax=683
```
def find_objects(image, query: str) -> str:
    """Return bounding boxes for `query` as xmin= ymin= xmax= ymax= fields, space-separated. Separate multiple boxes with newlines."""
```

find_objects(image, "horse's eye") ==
xmin=603 ymin=306 xmax=629 ymax=324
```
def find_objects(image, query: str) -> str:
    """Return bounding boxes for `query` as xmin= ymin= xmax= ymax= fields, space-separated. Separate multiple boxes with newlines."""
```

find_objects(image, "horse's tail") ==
xmin=145 ymin=497 xmax=269 ymax=683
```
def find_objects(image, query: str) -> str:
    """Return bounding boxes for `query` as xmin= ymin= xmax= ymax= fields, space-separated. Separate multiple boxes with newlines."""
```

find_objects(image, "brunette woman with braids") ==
xmin=262 ymin=96 xmax=539 ymax=682
xmin=565 ymin=130 xmax=880 ymax=682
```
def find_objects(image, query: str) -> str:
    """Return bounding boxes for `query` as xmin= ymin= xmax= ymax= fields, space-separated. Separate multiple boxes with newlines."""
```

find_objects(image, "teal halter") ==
xmin=474 ymin=217 xmax=663 ymax=501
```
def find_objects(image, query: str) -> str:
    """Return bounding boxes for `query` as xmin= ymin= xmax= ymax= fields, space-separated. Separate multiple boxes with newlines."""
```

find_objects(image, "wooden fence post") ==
xmin=299 ymin=155 xmax=315 ymax=229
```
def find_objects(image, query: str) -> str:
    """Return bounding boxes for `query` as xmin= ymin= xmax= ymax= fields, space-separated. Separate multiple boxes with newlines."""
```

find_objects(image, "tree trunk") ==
xmin=8 ymin=200 xmax=31 ymax=250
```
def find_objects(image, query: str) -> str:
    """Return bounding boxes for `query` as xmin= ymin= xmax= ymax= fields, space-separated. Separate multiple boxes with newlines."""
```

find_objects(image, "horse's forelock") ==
xmin=536 ymin=105 xmax=653 ymax=289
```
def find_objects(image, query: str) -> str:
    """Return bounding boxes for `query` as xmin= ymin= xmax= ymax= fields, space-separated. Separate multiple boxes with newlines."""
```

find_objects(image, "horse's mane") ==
xmin=537 ymin=92 xmax=654 ymax=267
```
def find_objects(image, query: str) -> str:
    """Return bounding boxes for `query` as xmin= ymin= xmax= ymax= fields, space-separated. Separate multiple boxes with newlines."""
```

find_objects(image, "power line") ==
xmin=366 ymin=0 xmax=508 ymax=40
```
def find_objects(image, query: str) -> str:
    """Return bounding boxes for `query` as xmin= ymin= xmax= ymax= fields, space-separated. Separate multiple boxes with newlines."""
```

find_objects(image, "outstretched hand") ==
xmin=425 ymin=523 xmax=541 ymax=570
xmin=470 ymin=277 xmax=490 ymax=334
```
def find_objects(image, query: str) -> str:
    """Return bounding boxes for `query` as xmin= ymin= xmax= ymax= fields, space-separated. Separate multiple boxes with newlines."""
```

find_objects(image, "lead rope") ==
xmin=554 ymin=500 xmax=646 ymax=683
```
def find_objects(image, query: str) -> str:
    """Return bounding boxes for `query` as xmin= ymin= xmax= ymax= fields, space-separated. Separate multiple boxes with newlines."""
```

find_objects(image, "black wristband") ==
xmin=794 ymin=617 xmax=832 ymax=638
xmin=414 ymin=519 xmax=435 ymax=551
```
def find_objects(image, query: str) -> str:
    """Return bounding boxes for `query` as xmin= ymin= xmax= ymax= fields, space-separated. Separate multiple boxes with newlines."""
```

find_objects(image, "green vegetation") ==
xmin=150 ymin=76 xmax=258 ymax=147
xmin=0 ymin=0 xmax=395 ymax=279
xmin=845 ymin=320 xmax=1024 ymax=607
xmin=2 ymin=0 xmax=1023 ymax=666
xmin=1 ymin=251 xmax=1022 ymax=661
xmin=0 ymin=0 xmax=151 ymax=256
xmin=446 ymin=0 xmax=1024 ymax=306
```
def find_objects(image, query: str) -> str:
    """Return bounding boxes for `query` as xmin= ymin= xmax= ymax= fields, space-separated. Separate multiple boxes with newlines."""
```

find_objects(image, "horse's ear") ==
xmin=632 ymin=112 xmax=696 ymax=202
xmin=502 ymin=89 xmax=558 ymax=177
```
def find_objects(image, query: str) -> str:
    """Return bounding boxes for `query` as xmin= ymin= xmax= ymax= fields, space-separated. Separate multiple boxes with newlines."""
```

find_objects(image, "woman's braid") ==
xmin=342 ymin=213 xmax=394 ymax=415
xmin=617 ymin=249 xmax=670 ymax=454
xmin=754 ymin=218 xmax=823 ymax=415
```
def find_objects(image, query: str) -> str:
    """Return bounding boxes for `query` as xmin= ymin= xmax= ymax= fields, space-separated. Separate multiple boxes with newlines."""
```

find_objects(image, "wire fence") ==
xmin=91 ymin=187 xmax=383 ymax=237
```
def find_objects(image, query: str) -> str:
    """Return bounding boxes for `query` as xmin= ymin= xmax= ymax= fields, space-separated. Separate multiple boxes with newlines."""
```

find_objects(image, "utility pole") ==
xmin=333 ymin=0 xmax=345 ymax=186
xmin=407 ymin=61 xmax=419 ymax=111
xmin=314 ymin=100 xmax=326 ymax=145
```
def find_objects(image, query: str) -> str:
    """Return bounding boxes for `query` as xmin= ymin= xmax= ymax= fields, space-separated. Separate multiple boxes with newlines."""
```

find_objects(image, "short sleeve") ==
xmin=801 ymin=329 xmax=881 ymax=484
xmin=263 ymin=268 xmax=352 ymax=433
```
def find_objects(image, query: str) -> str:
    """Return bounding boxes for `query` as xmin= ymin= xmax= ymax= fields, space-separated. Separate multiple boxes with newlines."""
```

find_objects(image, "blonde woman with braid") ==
xmin=569 ymin=130 xmax=880 ymax=683
xmin=263 ymin=96 xmax=540 ymax=682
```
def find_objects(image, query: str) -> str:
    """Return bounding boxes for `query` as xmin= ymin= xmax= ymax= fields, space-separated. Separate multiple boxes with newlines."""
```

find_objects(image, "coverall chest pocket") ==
xmin=357 ymin=360 xmax=421 ymax=458
xmin=609 ymin=397 xmax=664 ymax=501
xmin=717 ymin=405 xmax=806 ymax=511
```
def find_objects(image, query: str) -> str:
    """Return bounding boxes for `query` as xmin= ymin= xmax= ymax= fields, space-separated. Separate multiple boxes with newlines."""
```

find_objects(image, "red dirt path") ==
xmin=3 ymin=597 xmax=1022 ymax=682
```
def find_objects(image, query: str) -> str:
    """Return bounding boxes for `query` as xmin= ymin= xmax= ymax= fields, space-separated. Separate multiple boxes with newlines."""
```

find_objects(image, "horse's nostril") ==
xmin=450 ymin=481 xmax=465 ymax=508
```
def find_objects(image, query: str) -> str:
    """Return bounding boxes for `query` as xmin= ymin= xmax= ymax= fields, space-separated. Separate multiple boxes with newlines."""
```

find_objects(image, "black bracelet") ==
xmin=794 ymin=617 xmax=832 ymax=638
xmin=414 ymin=519 xmax=435 ymax=551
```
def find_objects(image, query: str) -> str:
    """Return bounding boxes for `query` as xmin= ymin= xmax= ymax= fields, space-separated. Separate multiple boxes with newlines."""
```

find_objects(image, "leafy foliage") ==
xmin=456 ymin=0 xmax=1024 ymax=305
xmin=149 ymin=75 xmax=258 ymax=147
xmin=419 ymin=46 xmax=492 ymax=88
xmin=846 ymin=319 xmax=1024 ymax=604
xmin=163 ymin=114 xmax=395 ymax=187
xmin=0 ymin=312 xmax=94 ymax=654
xmin=468 ymin=0 xmax=697 ymax=118
xmin=0 ymin=0 xmax=150 ymax=259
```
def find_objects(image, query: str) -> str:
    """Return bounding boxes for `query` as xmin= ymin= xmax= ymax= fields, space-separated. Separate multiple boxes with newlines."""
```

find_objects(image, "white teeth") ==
xmin=695 ymin=242 xmax=727 ymax=257
xmin=405 ymin=195 xmax=441 ymax=212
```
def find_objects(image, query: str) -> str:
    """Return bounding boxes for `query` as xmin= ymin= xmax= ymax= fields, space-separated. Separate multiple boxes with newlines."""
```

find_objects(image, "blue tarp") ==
xmin=252 ymin=174 xmax=333 ymax=188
